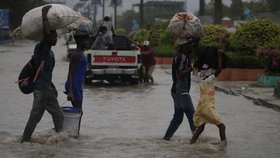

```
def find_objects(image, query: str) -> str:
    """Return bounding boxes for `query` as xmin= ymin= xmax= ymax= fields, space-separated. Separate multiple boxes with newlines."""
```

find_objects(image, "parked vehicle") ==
xmin=66 ymin=39 xmax=77 ymax=58
xmin=85 ymin=35 xmax=141 ymax=84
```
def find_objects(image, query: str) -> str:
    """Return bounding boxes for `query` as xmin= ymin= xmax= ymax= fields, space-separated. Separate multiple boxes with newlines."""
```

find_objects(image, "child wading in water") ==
xmin=190 ymin=47 xmax=226 ymax=144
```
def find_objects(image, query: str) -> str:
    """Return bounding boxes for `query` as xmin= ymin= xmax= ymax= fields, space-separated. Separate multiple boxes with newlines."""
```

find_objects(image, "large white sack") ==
xmin=21 ymin=4 xmax=81 ymax=41
xmin=168 ymin=12 xmax=203 ymax=39
xmin=67 ymin=16 xmax=93 ymax=36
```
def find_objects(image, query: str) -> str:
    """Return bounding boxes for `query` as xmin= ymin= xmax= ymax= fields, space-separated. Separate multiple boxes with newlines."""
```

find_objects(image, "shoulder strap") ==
xmin=33 ymin=60 xmax=45 ymax=82
xmin=32 ymin=44 xmax=48 ymax=82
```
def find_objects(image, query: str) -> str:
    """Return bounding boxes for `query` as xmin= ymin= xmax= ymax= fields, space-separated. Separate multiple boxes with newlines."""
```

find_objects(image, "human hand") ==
xmin=67 ymin=93 xmax=74 ymax=101
xmin=204 ymin=74 xmax=215 ymax=83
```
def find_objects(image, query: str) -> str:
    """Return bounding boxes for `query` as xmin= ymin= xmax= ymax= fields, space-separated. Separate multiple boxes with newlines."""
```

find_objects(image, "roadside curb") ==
xmin=215 ymin=84 xmax=280 ymax=112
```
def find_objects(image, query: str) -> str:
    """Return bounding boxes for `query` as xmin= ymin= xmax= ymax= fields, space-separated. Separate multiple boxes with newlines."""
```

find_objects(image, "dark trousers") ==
xmin=164 ymin=92 xmax=196 ymax=140
xmin=22 ymin=90 xmax=64 ymax=140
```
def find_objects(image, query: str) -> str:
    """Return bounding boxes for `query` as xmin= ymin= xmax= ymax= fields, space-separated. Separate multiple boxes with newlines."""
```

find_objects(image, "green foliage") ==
xmin=148 ymin=29 xmax=161 ymax=46
xmin=229 ymin=19 xmax=280 ymax=55
xmin=132 ymin=21 xmax=172 ymax=47
xmin=127 ymin=31 xmax=137 ymax=40
xmin=200 ymin=25 xmax=229 ymax=48
xmin=158 ymin=30 xmax=175 ymax=47
xmin=115 ymin=28 xmax=127 ymax=36
xmin=154 ymin=45 xmax=176 ymax=57
xmin=225 ymin=52 xmax=263 ymax=68
xmin=132 ymin=29 xmax=149 ymax=43
xmin=117 ymin=10 xmax=138 ymax=32
xmin=256 ymin=36 xmax=280 ymax=73
xmin=243 ymin=0 xmax=269 ymax=13
xmin=147 ymin=21 xmax=170 ymax=46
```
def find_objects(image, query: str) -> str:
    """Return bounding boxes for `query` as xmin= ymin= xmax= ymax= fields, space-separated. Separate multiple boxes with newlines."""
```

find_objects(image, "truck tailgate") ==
xmin=87 ymin=50 xmax=140 ymax=66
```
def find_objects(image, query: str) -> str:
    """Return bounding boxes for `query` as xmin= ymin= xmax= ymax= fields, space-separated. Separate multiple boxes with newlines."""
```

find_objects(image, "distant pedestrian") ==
xmin=65 ymin=29 xmax=91 ymax=109
xmin=64 ymin=20 xmax=92 ymax=136
xmin=91 ymin=26 xmax=112 ymax=50
xmin=96 ymin=16 xmax=115 ymax=44
xmin=21 ymin=5 xmax=64 ymax=143
xmin=138 ymin=40 xmax=156 ymax=83
xmin=190 ymin=47 xmax=226 ymax=144
xmin=163 ymin=37 xmax=199 ymax=140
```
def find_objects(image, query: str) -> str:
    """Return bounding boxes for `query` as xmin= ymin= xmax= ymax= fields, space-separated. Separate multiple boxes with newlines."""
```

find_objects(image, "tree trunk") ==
xmin=214 ymin=0 xmax=222 ymax=24
xmin=140 ymin=0 xmax=144 ymax=28
xmin=199 ymin=0 xmax=205 ymax=16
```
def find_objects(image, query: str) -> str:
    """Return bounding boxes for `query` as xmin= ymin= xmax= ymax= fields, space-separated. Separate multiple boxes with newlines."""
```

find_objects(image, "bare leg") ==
xmin=190 ymin=123 xmax=205 ymax=144
xmin=70 ymin=100 xmax=83 ymax=137
xmin=217 ymin=123 xmax=226 ymax=141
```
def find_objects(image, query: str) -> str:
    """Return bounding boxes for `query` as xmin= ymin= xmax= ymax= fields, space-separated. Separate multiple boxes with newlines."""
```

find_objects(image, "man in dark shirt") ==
xmin=21 ymin=5 xmax=64 ymax=143
xmin=163 ymin=38 xmax=198 ymax=140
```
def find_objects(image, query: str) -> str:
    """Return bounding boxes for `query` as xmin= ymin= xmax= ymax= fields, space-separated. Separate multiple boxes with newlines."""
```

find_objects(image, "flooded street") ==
xmin=1 ymin=39 xmax=280 ymax=158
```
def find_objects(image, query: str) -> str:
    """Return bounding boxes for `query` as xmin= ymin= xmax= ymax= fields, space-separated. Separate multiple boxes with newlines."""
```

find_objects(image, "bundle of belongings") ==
xmin=67 ymin=16 xmax=93 ymax=37
xmin=13 ymin=3 xmax=87 ymax=41
xmin=168 ymin=12 xmax=203 ymax=45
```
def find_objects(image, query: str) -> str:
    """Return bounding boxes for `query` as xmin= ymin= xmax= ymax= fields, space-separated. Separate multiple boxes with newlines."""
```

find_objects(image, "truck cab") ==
xmin=85 ymin=35 xmax=141 ymax=84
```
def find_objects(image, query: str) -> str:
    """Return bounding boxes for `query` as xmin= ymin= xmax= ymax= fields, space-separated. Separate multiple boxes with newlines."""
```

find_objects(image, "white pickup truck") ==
xmin=85 ymin=35 xmax=141 ymax=84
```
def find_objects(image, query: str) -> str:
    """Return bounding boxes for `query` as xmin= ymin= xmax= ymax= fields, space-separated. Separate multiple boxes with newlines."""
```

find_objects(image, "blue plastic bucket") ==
xmin=61 ymin=106 xmax=82 ymax=137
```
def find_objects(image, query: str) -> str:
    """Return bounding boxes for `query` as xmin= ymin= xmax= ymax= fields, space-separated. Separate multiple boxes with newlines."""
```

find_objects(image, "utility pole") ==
xmin=140 ymin=0 xmax=144 ymax=28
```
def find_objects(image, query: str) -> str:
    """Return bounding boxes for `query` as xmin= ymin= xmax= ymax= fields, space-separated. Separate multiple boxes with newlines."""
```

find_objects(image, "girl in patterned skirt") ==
xmin=190 ymin=48 xmax=226 ymax=144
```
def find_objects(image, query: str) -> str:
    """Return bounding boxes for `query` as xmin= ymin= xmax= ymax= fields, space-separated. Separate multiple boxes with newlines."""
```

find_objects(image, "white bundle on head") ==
xmin=168 ymin=12 xmax=203 ymax=39
xmin=20 ymin=4 xmax=82 ymax=41
xmin=68 ymin=17 xmax=93 ymax=36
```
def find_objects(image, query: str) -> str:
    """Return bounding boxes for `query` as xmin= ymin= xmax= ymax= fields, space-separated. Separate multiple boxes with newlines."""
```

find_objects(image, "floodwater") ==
xmin=0 ymin=39 xmax=280 ymax=158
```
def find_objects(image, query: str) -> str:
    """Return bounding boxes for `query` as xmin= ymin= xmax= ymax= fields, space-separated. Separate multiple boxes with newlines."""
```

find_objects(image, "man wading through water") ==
xmin=163 ymin=37 xmax=199 ymax=141
xmin=21 ymin=5 xmax=64 ymax=143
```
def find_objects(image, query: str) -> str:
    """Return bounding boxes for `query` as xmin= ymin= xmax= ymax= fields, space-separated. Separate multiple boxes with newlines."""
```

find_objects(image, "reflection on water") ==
xmin=0 ymin=40 xmax=280 ymax=158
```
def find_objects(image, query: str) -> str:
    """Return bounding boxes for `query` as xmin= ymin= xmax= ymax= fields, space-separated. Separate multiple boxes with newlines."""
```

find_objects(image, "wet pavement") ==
xmin=215 ymin=81 xmax=280 ymax=111
xmin=0 ymin=39 xmax=280 ymax=158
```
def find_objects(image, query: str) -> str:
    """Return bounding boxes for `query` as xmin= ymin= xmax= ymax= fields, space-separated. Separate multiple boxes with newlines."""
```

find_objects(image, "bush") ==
xmin=132 ymin=29 xmax=149 ymax=43
xmin=154 ymin=45 xmax=176 ymax=57
xmin=148 ymin=29 xmax=161 ymax=46
xmin=200 ymin=25 xmax=229 ymax=48
xmin=225 ymin=52 xmax=263 ymax=69
xmin=229 ymin=19 xmax=280 ymax=55
xmin=256 ymin=36 xmax=280 ymax=74
xmin=148 ymin=21 xmax=170 ymax=47
xmin=158 ymin=30 xmax=176 ymax=46
xmin=115 ymin=28 xmax=127 ymax=36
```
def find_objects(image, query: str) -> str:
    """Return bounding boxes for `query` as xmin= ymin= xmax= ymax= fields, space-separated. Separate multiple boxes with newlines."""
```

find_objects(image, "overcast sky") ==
xmin=66 ymin=0 xmax=232 ymax=21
